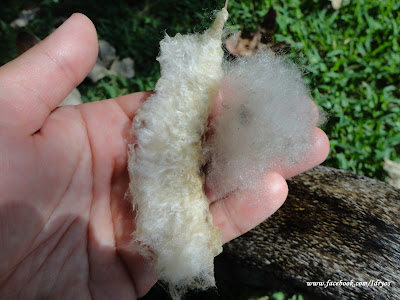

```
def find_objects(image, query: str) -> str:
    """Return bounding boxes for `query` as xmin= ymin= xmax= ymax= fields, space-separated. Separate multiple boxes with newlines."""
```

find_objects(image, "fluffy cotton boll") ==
xmin=204 ymin=51 xmax=320 ymax=201
xmin=128 ymin=8 xmax=228 ymax=297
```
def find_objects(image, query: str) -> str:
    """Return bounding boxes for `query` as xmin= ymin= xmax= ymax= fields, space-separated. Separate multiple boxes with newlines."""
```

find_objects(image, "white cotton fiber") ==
xmin=128 ymin=8 xmax=228 ymax=298
xmin=204 ymin=52 xmax=320 ymax=201
xmin=128 ymin=5 xmax=323 ymax=298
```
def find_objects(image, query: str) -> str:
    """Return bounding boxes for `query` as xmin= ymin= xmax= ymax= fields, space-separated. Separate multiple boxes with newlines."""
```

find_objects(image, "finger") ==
xmin=0 ymin=13 xmax=98 ymax=135
xmin=209 ymin=89 xmax=224 ymax=119
xmin=112 ymin=91 xmax=153 ymax=120
xmin=210 ymin=172 xmax=288 ymax=243
xmin=278 ymin=128 xmax=330 ymax=179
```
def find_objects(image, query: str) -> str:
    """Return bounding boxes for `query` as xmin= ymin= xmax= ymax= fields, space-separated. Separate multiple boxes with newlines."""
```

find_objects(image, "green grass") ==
xmin=273 ymin=0 xmax=400 ymax=180
xmin=1 ymin=0 xmax=398 ymax=181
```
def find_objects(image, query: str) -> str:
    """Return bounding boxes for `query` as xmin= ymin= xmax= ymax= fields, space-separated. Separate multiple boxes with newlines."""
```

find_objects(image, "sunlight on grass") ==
xmin=273 ymin=0 xmax=400 ymax=180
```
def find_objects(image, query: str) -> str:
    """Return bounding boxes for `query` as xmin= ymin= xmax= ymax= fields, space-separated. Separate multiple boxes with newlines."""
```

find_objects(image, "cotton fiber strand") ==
xmin=128 ymin=5 xmax=322 ymax=299
xmin=204 ymin=51 xmax=321 ymax=201
xmin=128 ymin=8 xmax=229 ymax=298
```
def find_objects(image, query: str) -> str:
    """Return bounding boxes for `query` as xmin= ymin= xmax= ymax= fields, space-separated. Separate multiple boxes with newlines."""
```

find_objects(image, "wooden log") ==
xmin=216 ymin=166 xmax=400 ymax=299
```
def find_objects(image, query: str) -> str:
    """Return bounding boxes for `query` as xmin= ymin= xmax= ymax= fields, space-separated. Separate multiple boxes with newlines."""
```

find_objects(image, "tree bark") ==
xmin=216 ymin=166 xmax=400 ymax=299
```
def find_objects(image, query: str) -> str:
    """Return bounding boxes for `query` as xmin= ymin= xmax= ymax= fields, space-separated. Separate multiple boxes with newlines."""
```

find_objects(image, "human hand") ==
xmin=0 ymin=14 xmax=329 ymax=299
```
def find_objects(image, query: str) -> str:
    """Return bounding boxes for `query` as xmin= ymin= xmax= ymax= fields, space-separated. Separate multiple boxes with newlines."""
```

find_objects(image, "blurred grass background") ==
xmin=0 ymin=0 xmax=399 ymax=298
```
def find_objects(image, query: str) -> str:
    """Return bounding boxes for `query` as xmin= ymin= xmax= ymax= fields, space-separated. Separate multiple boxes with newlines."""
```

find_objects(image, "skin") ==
xmin=0 ymin=14 xmax=329 ymax=299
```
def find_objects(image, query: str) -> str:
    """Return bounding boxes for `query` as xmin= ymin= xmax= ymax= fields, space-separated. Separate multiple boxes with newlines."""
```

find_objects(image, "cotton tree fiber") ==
xmin=128 ymin=7 xmax=228 ymax=298
xmin=128 ymin=5 xmax=322 ymax=299
xmin=204 ymin=52 xmax=320 ymax=201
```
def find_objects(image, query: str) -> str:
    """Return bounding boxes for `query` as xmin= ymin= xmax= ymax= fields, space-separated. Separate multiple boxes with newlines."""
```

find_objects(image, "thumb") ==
xmin=0 ymin=13 xmax=98 ymax=136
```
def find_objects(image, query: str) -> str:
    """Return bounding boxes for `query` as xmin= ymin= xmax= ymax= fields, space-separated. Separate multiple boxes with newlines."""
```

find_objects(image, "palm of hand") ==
xmin=0 ymin=14 xmax=328 ymax=299
xmin=0 ymin=94 xmax=157 ymax=298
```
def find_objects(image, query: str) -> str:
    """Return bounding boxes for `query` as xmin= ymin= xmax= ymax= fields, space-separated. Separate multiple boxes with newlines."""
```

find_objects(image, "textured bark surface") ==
xmin=216 ymin=166 xmax=400 ymax=299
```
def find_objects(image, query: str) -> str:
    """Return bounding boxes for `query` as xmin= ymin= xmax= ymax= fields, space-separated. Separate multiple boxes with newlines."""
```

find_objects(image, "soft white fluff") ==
xmin=129 ymin=6 xmax=322 ymax=298
xmin=128 ymin=8 xmax=229 ymax=297
xmin=204 ymin=52 xmax=320 ymax=201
